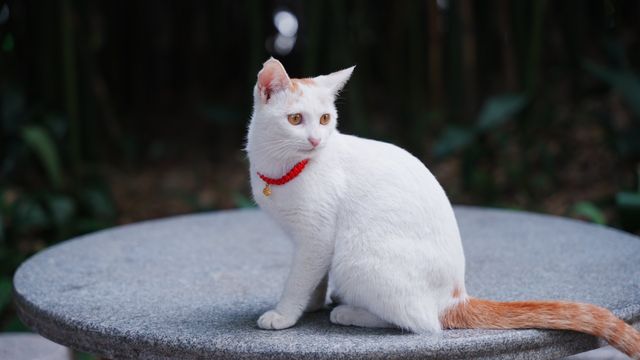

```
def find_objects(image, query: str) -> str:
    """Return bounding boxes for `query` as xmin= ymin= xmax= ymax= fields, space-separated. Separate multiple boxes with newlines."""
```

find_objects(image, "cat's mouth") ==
xmin=300 ymin=146 xmax=322 ymax=153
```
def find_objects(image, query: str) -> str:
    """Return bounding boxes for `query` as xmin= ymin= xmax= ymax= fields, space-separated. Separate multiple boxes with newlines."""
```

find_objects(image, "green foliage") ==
xmin=232 ymin=193 xmax=256 ymax=209
xmin=45 ymin=194 xmax=76 ymax=227
xmin=617 ymin=191 xmax=640 ymax=209
xmin=0 ymin=277 xmax=11 ymax=314
xmin=616 ymin=191 xmax=640 ymax=232
xmin=0 ymin=212 xmax=4 ymax=242
xmin=21 ymin=126 xmax=63 ymax=189
xmin=12 ymin=196 xmax=50 ymax=233
xmin=0 ymin=88 xmax=116 ymax=331
xmin=584 ymin=61 xmax=640 ymax=117
xmin=433 ymin=126 xmax=475 ymax=159
xmin=1 ymin=33 xmax=13 ymax=53
xmin=3 ymin=317 xmax=29 ymax=332
xmin=433 ymin=93 xmax=528 ymax=158
xmin=477 ymin=95 xmax=529 ymax=131
xmin=584 ymin=61 xmax=640 ymax=158
xmin=571 ymin=201 xmax=607 ymax=225
xmin=584 ymin=59 xmax=640 ymax=231
xmin=74 ymin=351 xmax=97 ymax=360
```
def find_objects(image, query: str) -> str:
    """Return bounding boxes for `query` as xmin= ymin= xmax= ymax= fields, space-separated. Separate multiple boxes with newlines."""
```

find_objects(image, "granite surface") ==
xmin=12 ymin=207 xmax=640 ymax=359
xmin=564 ymin=346 xmax=630 ymax=359
xmin=0 ymin=332 xmax=71 ymax=360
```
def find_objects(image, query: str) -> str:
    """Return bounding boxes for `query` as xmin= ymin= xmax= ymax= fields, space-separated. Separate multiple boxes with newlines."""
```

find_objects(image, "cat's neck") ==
xmin=250 ymin=153 xmax=309 ymax=178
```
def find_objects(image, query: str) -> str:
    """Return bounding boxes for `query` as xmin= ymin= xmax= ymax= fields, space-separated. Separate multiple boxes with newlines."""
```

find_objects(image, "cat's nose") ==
xmin=308 ymin=137 xmax=321 ymax=147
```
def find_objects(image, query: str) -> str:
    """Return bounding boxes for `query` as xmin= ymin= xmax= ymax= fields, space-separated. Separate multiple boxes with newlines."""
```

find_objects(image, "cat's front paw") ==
xmin=257 ymin=310 xmax=297 ymax=330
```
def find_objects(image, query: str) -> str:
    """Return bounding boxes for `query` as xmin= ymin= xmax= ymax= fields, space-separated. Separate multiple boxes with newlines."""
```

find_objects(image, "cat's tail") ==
xmin=440 ymin=297 xmax=640 ymax=358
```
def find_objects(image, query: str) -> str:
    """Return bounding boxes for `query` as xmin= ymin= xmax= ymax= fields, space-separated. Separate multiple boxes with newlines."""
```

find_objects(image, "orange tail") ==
xmin=440 ymin=297 xmax=640 ymax=358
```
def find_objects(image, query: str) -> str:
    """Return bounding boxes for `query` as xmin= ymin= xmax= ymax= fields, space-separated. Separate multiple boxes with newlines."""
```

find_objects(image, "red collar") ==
xmin=257 ymin=159 xmax=309 ymax=196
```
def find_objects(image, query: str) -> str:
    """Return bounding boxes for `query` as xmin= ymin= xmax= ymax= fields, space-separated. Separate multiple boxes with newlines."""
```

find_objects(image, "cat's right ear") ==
xmin=257 ymin=58 xmax=291 ymax=104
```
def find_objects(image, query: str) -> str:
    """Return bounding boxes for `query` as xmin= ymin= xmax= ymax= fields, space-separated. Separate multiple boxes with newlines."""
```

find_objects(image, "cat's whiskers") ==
xmin=258 ymin=139 xmax=308 ymax=162
xmin=250 ymin=140 xmax=311 ymax=176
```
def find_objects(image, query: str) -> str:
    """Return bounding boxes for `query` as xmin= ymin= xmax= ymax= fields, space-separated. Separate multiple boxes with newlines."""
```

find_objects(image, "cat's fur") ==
xmin=246 ymin=58 xmax=640 ymax=358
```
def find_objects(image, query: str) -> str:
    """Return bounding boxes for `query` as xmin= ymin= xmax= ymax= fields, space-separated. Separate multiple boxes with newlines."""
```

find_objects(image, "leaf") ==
xmin=1 ymin=89 xmax=25 ymax=133
xmin=74 ymin=352 xmax=98 ymax=360
xmin=615 ymin=128 xmax=640 ymax=156
xmin=232 ymin=192 xmax=256 ymax=208
xmin=583 ymin=61 xmax=640 ymax=117
xmin=616 ymin=192 xmax=640 ymax=210
xmin=3 ymin=316 xmax=29 ymax=332
xmin=79 ymin=187 xmax=115 ymax=218
xmin=1 ymin=33 xmax=13 ymax=53
xmin=43 ymin=114 xmax=69 ymax=140
xmin=72 ymin=218 xmax=112 ymax=234
xmin=571 ymin=201 xmax=606 ymax=225
xmin=13 ymin=197 xmax=49 ymax=232
xmin=477 ymin=94 xmax=528 ymax=131
xmin=21 ymin=126 xmax=63 ymax=188
xmin=616 ymin=192 xmax=640 ymax=232
xmin=432 ymin=95 xmax=527 ymax=158
xmin=0 ymin=212 xmax=4 ymax=243
xmin=0 ymin=276 xmax=11 ymax=313
xmin=45 ymin=194 xmax=76 ymax=226
xmin=432 ymin=126 xmax=476 ymax=158
xmin=0 ymin=190 xmax=5 ymax=242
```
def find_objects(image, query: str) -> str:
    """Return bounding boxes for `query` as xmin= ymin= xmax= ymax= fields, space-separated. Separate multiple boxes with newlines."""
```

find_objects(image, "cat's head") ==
xmin=248 ymin=58 xmax=354 ymax=160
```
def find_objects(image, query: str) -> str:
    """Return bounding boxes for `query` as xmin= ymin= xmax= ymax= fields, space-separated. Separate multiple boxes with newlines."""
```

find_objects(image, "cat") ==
xmin=245 ymin=58 xmax=640 ymax=358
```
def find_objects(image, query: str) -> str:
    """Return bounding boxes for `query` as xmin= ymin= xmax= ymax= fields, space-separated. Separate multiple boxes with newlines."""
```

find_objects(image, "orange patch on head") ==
xmin=289 ymin=81 xmax=299 ymax=93
xmin=290 ymin=78 xmax=315 ymax=93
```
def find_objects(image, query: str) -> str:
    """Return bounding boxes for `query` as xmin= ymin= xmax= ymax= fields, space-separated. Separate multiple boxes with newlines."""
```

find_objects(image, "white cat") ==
xmin=245 ymin=58 xmax=640 ymax=358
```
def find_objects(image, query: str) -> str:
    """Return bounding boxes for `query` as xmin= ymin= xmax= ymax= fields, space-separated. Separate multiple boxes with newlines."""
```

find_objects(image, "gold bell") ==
xmin=263 ymin=184 xmax=272 ymax=197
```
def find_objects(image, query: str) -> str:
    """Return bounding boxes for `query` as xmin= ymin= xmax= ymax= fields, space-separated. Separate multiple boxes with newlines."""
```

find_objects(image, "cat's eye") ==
xmin=320 ymin=114 xmax=330 ymax=125
xmin=288 ymin=113 xmax=302 ymax=125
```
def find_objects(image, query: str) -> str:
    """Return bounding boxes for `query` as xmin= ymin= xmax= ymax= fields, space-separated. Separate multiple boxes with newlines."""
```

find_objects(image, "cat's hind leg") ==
xmin=330 ymin=305 xmax=394 ymax=328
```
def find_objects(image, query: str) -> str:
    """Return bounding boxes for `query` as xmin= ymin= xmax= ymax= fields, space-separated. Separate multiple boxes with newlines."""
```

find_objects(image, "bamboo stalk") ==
xmin=525 ymin=0 xmax=546 ymax=95
xmin=498 ymin=0 xmax=517 ymax=91
xmin=60 ymin=0 xmax=81 ymax=176
xmin=460 ymin=0 xmax=477 ymax=117
xmin=303 ymin=0 xmax=323 ymax=75
xmin=247 ymin=0 xmax=263 ymax=92
xmin=427 ymin=0 xmax=444 ymax=111
xmin=447 ymin=0 xmax=464 ymax=124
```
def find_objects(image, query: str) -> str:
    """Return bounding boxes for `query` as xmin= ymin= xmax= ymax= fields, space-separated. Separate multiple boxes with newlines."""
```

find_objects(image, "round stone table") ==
xmin=12 ymin=207 xmax=640 ymax=359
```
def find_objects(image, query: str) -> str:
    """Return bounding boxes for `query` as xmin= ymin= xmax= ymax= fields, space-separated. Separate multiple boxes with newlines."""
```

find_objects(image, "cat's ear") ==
xmin=314 ymin=66 xmax=355 ymax=95
xmin=257 ymin=58 xmax=291 ymax=103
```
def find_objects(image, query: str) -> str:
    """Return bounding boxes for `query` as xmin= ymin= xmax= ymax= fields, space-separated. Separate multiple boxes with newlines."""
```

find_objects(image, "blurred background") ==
xmin=2 ymin=0 xmax=640 ymax=341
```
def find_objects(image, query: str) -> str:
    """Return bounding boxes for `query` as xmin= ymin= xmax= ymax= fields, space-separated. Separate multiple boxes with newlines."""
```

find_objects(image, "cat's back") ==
xmin=333 ymin=133 xmax=459 ymax=241
xmin=335 ymin=133 xmax=437 ymax=191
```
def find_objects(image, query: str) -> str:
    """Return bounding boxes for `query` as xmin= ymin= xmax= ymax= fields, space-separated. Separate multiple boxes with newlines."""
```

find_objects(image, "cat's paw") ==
xmin=257 ymin=310 xmax=297 ymax=330
xmin=329 ymin=305 xmax=358 ymax=326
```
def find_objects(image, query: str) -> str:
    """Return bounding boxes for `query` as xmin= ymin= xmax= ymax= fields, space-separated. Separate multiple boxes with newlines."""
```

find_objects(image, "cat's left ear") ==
xmin=257 ymin=58 xmax=292 ymax=103
xmin=314 ymin=66 xmax=355 ymax=95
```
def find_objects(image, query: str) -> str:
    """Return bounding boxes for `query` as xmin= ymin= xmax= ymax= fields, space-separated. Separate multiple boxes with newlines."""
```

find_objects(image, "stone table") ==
xmin=12 ymin=207 xmax=640 ymax=359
